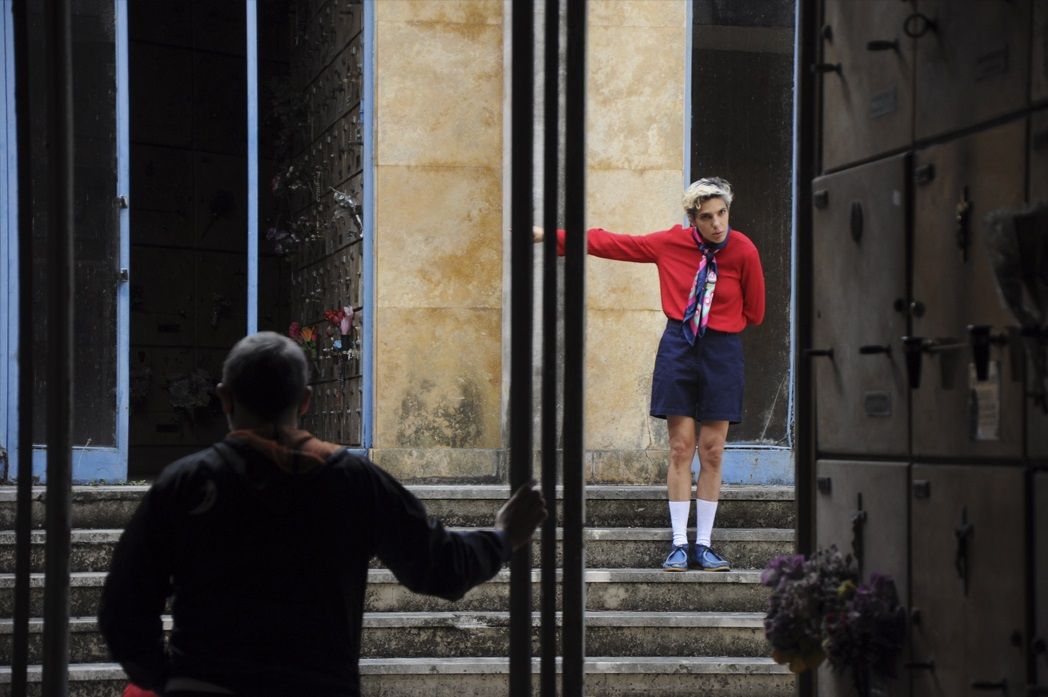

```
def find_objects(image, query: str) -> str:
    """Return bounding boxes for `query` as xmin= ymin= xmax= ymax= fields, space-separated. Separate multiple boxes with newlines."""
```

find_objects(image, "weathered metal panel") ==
xmin=814 ymin=459 xmax=911 ymax=697
xmin=811 ymin=154 xmax=909 ymax=456
xmin=818 ymin=0 xmax=913 ymax=170
xmin=914 ymin=0 xmax=1031 ymax=140
xmin=815 ymin=460 xmax=909 ymax=593
xmin=1033 ymin=1 xmax=1048 ymax=103
xmin=910 ymin=121 xmax=1026 ymax=459
xmin=910 ymin=464 xmax=1027 ymax=697
xmin=1024 ymin=110 xmax=1048 ymax=460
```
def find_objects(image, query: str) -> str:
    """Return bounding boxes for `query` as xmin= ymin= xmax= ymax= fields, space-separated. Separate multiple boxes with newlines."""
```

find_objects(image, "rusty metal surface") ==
xmin=910 ymin=120 xmax=1026 ymax=459
xmin=819 ymin=0 xmax=913 ymax=171
xmin=811 ymin=154 xmax=909 ymax=456
xmin=914 ymin=0 xmax=1031 ymax=141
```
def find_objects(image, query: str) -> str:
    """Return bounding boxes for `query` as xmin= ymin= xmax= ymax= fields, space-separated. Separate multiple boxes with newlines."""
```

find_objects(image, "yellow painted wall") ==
xmin=371 ymin=0 xmax=686 ymax=482
xmin=372 ymin=1 xmax=505 ymax=479
xmin=584 ymin=1 xmax=687 ymax=481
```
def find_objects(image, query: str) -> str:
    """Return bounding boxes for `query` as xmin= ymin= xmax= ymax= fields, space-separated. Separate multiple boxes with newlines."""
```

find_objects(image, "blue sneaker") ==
xmin=691 ymin=544 xmax=731 ymax=571
xmin=661 ymin=544 xmax=690 ymax=571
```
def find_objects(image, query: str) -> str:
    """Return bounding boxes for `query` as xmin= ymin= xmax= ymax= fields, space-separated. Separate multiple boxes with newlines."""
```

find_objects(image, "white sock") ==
xmin=695 ymin=498 xmax=718 ymax=547
xmin=669 ymin=501 xmax=690 ymax=547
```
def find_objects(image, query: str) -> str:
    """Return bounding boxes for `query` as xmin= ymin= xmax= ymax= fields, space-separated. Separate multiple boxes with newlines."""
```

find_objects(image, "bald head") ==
xmin=220 ymin=332 xmax=310 ymax=425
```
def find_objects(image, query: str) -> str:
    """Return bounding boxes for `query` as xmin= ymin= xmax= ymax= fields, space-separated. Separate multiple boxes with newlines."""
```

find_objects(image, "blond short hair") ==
xmin=682 ymin=177 xmax=733 ymax=215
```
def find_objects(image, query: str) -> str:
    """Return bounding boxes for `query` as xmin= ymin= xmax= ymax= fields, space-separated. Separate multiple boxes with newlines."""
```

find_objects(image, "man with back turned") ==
xmin=99 ymin=331 xmax=547 ymax=696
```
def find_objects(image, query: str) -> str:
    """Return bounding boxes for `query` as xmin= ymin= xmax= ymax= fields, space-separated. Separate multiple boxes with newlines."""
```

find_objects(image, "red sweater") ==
xmin=557 ymin=225 xmax=765 ymax=332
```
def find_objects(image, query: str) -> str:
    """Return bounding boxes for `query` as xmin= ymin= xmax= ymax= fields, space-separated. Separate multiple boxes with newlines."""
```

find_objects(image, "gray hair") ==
xmin=682 ymin=177 xmax=734 ymax=215
xmin=222 ymin=332 xmax=309 ymax=420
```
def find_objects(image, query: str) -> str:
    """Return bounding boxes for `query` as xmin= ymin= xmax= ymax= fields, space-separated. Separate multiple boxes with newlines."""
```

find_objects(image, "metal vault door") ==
xmin=910 ymin=465 xmax=1027 ymax=697
xmin=1023 ymin=108 xmax=1048 ymax=461
xmin=914 ymin=0 xmax=1030 ymax=141
xmin=811 ymin=154 xmax=909 ymax=456
xmin=1035 ymin=3 xmax=1048 ymax=104
xmin=910 ymin=121 xmax=1026 ymax=459
xmin=818 ymin=0 xmax=913 ymax=172
xmin=815 ymin=460 xmax=910 ymax=697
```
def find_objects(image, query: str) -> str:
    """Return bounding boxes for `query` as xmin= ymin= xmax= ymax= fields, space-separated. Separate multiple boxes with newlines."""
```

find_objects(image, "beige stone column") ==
xmin=371 ymin=2 xmax=506 ymax=480
xmin=369 ymin=1 xmax=687 ymax=484
xmin=583 ymin=1 xmax=688 ymax=483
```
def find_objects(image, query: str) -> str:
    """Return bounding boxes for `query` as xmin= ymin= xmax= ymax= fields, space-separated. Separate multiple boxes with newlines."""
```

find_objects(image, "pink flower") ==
xmin=288 ymin=321 xmax=302 ymax=340
xmin=340 ymin=306 xmax=353 ymax=335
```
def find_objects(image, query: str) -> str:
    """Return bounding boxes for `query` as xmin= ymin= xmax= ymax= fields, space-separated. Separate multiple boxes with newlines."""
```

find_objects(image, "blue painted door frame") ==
xmin=1 ymin=0 xmax=130 ymax=483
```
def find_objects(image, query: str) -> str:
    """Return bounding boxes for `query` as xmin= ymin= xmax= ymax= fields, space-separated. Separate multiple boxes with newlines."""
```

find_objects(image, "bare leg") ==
xmin=693 ymin=420 xmax=731 ymax=569
xmin=667 ymin=415 xmax=698 ymax=501
xmin=696 ymin=420 xmax=729 ymax=501
xmin=661 ymin=415 xmax=698 ymax=568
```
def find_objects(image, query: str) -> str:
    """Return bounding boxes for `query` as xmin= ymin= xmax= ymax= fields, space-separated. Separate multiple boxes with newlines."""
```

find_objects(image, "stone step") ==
xmin=0 ymin=527 xmax=793 ymax=574
xmin=0 ymin=568 xmax=771 ymax=617
xmin=0 ymin=610 xmax=772 ymax=664
xmin=0 ymin=657 xmax=795 ymax=697
xmin=0 ymin=484 xmax=795 ymax=531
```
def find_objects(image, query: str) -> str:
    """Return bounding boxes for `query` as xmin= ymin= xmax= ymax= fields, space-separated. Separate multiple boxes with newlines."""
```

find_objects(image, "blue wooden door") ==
xmin=1 ymin=0 xmax=130 ymax=482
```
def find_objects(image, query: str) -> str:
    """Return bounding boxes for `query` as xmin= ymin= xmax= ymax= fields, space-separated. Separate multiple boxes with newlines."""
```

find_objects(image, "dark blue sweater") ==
xmin=98 ymin=435 xmax=509 ymax=696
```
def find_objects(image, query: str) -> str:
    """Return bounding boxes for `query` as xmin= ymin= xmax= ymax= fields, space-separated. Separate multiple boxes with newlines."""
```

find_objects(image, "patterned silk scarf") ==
xmin=682 ymin=227 xmax=731 ymax=345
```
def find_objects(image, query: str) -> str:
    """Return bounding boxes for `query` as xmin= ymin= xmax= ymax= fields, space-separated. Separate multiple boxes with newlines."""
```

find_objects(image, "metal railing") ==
xmin=508 ymin=1 xmax=586 ymax=695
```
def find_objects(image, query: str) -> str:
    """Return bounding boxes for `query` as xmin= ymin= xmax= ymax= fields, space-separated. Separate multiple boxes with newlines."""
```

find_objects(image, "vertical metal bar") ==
xmin=540 ymin=0 xmax=560 ymax=694
xmin=11 ymin=0 xmax=32 ymax=692
xmin=682 ymin=0 xmax=693 ymax=193
xmin=361 ymin=0 xmax=375 ymax=448
xmin=509 ymin=1 xmax=535 ymax=695
xmin=42 ymin=0 xmax=74 ymax=692
xmin=562 ymin=0 xmax=586 ymax=694
xmin=792 ymin=1 xmax=818 ymax=695
xmin=246 ymin=0 xmax=259 ymax=334
xmin=115 ymin=0 xmax=130 ymax=479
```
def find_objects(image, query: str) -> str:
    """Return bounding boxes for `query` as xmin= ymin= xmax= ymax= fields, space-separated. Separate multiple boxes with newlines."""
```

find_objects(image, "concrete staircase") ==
xmin=0 ymin=484 xmax=795 ymax=696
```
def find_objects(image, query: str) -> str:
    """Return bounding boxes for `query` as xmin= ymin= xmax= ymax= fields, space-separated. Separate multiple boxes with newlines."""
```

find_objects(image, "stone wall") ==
xmin=370 ymin=1 xmax=507 ymax=480
xmin=370 ymin=1 xmax=686 ymax=483
xmin=582 ymin=1 xmax=687 ymax=482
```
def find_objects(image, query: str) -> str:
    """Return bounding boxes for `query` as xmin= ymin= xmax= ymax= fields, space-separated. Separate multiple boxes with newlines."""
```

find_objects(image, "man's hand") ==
xmin=532 ymin=226 xmax=544 ymax=243
xmin=496 ymin=481 xmax=548 ymax=550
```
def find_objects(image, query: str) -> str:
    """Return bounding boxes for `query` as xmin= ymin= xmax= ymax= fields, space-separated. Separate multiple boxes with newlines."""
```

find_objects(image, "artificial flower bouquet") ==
xmin=761 ymin=547 xmax=905 ymax=696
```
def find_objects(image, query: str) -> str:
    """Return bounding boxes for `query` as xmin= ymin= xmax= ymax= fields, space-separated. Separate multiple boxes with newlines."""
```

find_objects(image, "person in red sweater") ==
xmin=535 ymin=177 xmax=765 ymax=571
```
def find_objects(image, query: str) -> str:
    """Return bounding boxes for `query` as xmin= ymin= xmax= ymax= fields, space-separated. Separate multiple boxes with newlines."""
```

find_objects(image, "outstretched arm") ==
xmin=531 ymin=225 xmax=665 ymax=263
xmin=370 ymin=465 xmax=547 ymax=601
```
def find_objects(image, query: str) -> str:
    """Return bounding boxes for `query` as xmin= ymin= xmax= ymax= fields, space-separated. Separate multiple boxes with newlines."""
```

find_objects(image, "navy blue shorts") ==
xmin=650 ymin=320 xmax=744 ymax=423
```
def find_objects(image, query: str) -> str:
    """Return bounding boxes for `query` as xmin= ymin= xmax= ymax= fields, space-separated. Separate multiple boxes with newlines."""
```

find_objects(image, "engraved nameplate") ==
xmin=974 ymin=47 xmax=1009 ymax=81
xmin=869 ymin=87 xmax=898 ymax=119
xmin=864 ymin=391 xmax=892 ymax=417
